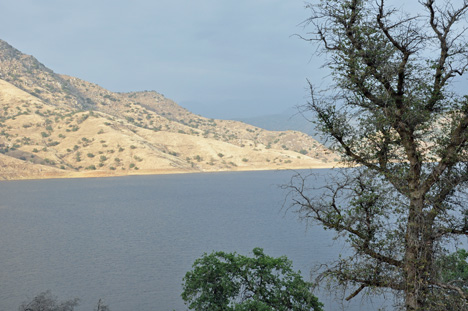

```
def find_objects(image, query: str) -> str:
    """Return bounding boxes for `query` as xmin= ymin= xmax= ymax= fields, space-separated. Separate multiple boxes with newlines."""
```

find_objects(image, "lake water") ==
xmin=0 ymin=170 xmax=390 ymax=311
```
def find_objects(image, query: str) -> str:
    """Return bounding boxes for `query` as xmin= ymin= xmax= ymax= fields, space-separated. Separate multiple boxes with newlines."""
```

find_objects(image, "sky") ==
xmin=0 ymin=0 xmax=326 ymax=119
xmin=1 ymin=1 xmax=465 ymax=120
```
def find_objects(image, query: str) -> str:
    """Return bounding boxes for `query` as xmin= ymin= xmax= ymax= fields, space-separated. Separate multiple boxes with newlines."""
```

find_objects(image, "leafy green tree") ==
xmin=287 ymin=0 xmax=468 ymax=310
xmin=181 ymin=248 xmax=323 ymax=311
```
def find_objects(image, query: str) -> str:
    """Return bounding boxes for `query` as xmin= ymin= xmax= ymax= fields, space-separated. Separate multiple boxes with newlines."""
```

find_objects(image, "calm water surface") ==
xmin=0 ymin=170 xmax=389 ymax=311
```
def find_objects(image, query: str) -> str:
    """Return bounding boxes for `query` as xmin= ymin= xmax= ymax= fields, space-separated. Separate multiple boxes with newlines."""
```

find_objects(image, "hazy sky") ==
xmin=1 ymin=1 xmax=465 ymax=120
xmin=0 ymin=0 xmax=326 ymax=119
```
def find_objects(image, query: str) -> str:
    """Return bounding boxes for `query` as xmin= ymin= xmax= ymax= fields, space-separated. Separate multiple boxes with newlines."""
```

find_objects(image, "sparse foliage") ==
xmin=288 ymin=0 xmax=468 ymax=310
xmin=18 ymin=291 xmax=111 ymax=311
xmin=95 ymin=298 xmax=110 ymax=311
xmin=430 ymin=249 xmax=468 ymax=310
xmin=19 ymin=290 xmax=79 ymax=311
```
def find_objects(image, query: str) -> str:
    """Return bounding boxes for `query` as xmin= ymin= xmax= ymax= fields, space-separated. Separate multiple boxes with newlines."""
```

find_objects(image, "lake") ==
xmin=0 ymin=170 xmax=389 ymax=311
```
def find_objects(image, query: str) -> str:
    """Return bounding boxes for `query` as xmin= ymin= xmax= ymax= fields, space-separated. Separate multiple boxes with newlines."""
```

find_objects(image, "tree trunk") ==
xmin=405 ymin=199 xmax=434 ymax=311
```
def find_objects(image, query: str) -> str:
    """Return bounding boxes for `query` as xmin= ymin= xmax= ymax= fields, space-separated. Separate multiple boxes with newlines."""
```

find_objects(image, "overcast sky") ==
xmin=0 ymin=0 xmax=328 ymax=119
xmin=1 ymin=1 xmax=465 ymax=120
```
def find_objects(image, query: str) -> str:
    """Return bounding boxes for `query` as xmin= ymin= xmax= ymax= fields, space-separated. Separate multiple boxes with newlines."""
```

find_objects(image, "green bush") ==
xmin=182 ymin=248 xmax=323 ymax=311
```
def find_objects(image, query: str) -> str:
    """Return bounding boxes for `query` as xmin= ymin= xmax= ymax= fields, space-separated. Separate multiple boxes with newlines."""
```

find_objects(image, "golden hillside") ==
xmin=0 ymin=39 xmax=338 ymax=180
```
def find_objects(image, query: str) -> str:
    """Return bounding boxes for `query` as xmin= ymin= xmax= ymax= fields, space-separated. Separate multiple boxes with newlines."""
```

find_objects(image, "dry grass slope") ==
xmin=0 ymin=39 xmax=339 ymax=180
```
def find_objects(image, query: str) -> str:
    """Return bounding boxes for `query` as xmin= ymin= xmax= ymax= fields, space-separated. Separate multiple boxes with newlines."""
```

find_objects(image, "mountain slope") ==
xmin=0 ymin=39 xmax=338 ymax=180
xmin=236 ymin=109 xmax=329 ymax=145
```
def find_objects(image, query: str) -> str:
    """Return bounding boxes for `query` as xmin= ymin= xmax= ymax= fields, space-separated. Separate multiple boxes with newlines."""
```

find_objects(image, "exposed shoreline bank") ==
xmin=0 ymin=162 xmax=341 ymax=181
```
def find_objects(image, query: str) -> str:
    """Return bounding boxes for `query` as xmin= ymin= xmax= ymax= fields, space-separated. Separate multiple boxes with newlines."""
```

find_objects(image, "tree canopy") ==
xmin=287 ymin=0 xmax=468 ymax=310
xmin=181 ymin=248 xmax=323 ymax=311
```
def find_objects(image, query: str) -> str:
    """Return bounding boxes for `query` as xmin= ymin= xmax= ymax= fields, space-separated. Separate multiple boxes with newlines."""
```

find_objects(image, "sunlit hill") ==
xmin=0 ymin=39 xmax=337 ymax=180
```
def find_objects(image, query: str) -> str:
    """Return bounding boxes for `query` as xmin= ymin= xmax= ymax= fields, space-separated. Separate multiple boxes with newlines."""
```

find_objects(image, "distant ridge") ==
xmin=236 ymin=109 xmax=329 ymax=145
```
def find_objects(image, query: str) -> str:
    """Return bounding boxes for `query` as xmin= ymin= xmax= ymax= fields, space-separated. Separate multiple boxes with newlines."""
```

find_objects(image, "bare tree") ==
xmin=95 ymin=299 xmax=110 ymax=311
xmin=19 ymin=291 xmax=79 ymax=311
xmin=288 ymin=0 xmax=468 ymax=310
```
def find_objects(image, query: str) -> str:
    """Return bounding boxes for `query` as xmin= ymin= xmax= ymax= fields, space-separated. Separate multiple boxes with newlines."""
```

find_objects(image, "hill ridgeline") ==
xmin=0 ymin=39 xmax=338 ymax=180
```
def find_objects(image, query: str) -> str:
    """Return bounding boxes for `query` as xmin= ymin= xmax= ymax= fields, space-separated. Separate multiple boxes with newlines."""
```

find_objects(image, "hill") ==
xmin=0 ymin=39 xmax=338 ymax=180
xmin=236 ymin=109 xmax=329 ymax=145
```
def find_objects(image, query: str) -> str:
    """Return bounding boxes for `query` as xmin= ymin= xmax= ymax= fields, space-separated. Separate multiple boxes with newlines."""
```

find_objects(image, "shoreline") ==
xmin=0 ymin=162 xmax=342 ymax=182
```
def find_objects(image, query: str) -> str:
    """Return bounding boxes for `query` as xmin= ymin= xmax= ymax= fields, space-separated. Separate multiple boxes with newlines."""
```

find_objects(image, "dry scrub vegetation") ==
xmin=0 ymin=40 xmax=337 ymax=180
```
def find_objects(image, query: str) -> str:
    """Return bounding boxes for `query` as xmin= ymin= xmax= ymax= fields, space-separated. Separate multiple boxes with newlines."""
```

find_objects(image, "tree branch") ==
xmin=345 ymin=284 xmax=366 ymax=301
xmin=344 ymin=0 xmax=397 ymax=98
xmin=424 ymin=0 xmax=468 ymax=111
xmin=422 ymin=109 xmax=468 ymax=194
xmin=433 ymin=281 xmax=468 ymax=301
xmin=289 ymin=174 xmax=402 ymax=268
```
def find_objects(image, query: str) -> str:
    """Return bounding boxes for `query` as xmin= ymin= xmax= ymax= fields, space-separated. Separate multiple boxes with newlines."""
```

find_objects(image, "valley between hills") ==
xmin=0 ymin=39 xmax=339 ymax=180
